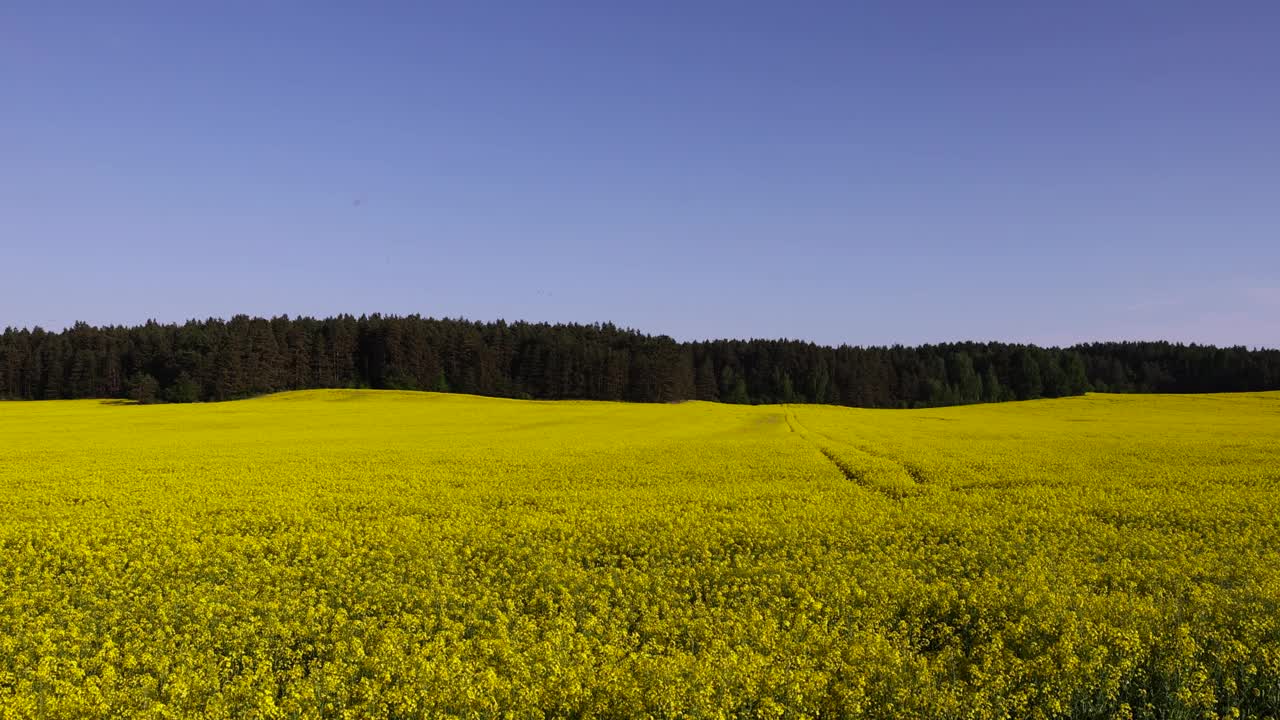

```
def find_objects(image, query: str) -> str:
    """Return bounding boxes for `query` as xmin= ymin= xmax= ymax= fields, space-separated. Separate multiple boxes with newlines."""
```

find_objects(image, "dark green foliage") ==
xmin=127 ymin=372 xmax=160 ymax=405
xmin=164 ymin=372 xmax=201 ymax=403
xmin=983 ymin=365 xmax=1006 ymax=403
xmin=1062 ymin=352 xmax=1092 ymax=395
xmin=719 ymin=365 xmax=750 ymax=404
xmin=950 ymin=352 xmax=982 ymax=405
xmin=0 ymin=316 xmax=1277 ymax=407
xmin=695 ymin=357 xmax=719 ymax=402
xmin=1013 ymin=349 xmax=1044 ymax=399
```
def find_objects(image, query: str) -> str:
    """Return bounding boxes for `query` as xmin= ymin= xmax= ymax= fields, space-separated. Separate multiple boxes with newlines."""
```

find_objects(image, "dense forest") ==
xmin=1 ymin=315 xmax=1277 ymax=407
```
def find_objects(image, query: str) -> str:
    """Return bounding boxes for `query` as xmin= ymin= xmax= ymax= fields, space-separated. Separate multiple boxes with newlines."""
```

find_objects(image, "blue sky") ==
xmin=3 ymin=2 xmax=1278 ymax=347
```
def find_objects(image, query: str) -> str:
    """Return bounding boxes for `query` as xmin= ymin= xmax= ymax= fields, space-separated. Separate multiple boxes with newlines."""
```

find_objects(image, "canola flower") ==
xmin=1 ymin=390 xmax=1279 ymax=719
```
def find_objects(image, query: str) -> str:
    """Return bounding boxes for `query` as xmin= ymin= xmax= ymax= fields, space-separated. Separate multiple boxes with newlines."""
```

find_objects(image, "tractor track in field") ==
xmin=783 ymin=409 xmax=856 ymax=483
xmin=783 ymin=406 xmax=929 ymax=499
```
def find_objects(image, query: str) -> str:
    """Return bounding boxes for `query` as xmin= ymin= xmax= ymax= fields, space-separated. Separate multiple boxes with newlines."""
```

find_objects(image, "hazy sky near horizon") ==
xmin=3 ymin=2 xmax=1278 ymax=347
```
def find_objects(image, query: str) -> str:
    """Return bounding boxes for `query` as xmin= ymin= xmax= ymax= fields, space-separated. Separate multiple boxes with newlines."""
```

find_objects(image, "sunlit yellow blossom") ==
xmin=1 ymin=390 xmax=1278 ymax=718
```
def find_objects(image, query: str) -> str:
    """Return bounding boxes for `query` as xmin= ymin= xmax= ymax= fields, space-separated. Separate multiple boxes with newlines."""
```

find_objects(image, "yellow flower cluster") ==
xmin=1 ymin=390 xmax=1278 ymax=718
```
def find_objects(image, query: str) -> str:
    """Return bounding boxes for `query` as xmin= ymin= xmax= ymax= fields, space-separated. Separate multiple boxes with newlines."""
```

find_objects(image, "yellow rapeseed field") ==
xmin=2 ymin=390 xmax=1279 ymax=719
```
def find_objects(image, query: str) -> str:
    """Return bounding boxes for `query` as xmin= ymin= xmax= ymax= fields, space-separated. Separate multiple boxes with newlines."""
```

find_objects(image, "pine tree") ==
xmin=1013 ymin=349 xmax=1043 ymax=399
xmin=695 ymin=357 xmax=719 ymax=401
xmin=1062 ymin=352 xmax=1091 ymax=395
xmin=128 ymin=372 xmax=160 ymax=404
xmin=983 ymin=365 xmax=1004 ymax=403
xmin=165 ymin=372 xmax=201 ymax=403
xmin=950 ymin=352 xmax=982 ymax=404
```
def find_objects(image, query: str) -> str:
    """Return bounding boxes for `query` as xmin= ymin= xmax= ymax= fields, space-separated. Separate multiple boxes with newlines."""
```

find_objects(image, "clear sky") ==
xmin=3 ymin=2 xmax=1278 ymax=347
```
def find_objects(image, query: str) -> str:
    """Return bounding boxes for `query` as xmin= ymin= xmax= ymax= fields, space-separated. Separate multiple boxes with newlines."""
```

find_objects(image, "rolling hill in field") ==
xmin=2 ymin=390 xmax=1279 ymax=718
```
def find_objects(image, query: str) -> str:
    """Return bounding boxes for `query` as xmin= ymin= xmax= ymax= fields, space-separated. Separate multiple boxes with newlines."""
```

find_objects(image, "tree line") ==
xmin=1 ymin=315 xmax=1277 ymax=406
